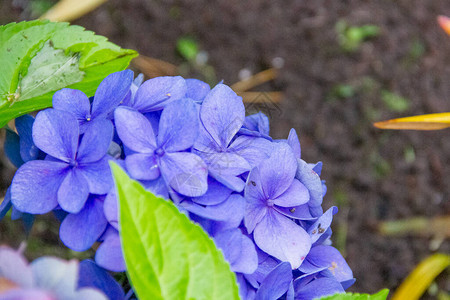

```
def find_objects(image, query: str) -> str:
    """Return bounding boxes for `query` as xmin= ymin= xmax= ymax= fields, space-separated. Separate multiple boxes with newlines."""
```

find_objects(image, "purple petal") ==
xmin=4 ymin=128 xmax=24 ymax=167
xmin=11 ymin=160 xmax=67 ymax=214
xmin=0 ymin=247 xmax=33 ymax=288
xmin=186 ymin=78 xmax=210 ymax=101
xmin=259 ymin=143 xmax=297 ymax=199
xmin=78 ymin=260 xmax=124 ymax=300
xmin=214 ymin=229 xmax=258 ymax=274
xmin=253 ymin=210 xmax=311 ymax=269
xmin=273 ymin=179 xmax=309 ymax=207
xmin=91 ymin=70 xmax=134 ymax=118
xmin=79 ymin=157 xmax=113 ymax=195
xmin=308 ymin=206 xmax=338 ymax=244
xmin=191 ymin=177 xmax=232 ymax=206
xmin=95 ymin=230 xmax=125 ymax=272
xmin=77 ymin=119 xmax=113 ymax=163
xmin=203 ymin=152 xmax=250 ymax=192
xmin=125 ymin=153 xmax=160 ymax=180
xmin=0 ymin=188 xmax=12 ymax=220
xmin=274 ymin=204 xmax=316 ymax=221
xmin=244 ymin=167 xmax=268 ymax=233
xmin=133 ymin=76 xmax=187 ymax=112
xmin=141 ymin=176 xmax=170 ymax=199
xmin=228 ymin=136 xmax=273 ymax=168
xmin=31 ymin=257 xmax=79 ymax=298
xmin=60 ymin=196 xmax=108 ymax=251
xmin=255 ymin=262 xmax=292 ymax=300
xmin=103 ymin=189 xmax=118 ymax=229
xmin=242 ymin=112 xmax=270 ymax=136
xmin=157 ymin=98 xmax=198 ymax=152
xmin=159 ymin=152 xmax=208 ymax=197
xmin=33 ymin=109 xmax=79 ymax=162
xmin=296 ymin=159 xmax=323 ymax=208
xmin=182 ymin=194 xmax=245 ymax=223
xmin=287 ymin=128 xmax=301 ymax=159
xmin=15 ymin=115 xmax=42 ymax=162
xmin=114 ymin=106 xmax=157 ymax=152
xmin=57 ymin=168 xmax=90 ymax=213
xmin=1 ymin=289 xmax=55 ymax=300
xmin=52 ymin=88 xmax=91 ymax=124
xmin=200 ymin=84 xmax=245 ymax=147
xmin=244 ymin=252 xmax=279 ymax=287
xmin=294 ymin=277 xmax=344 ymax=300
xmin=305 ymin=245 xmax=353 ymax=283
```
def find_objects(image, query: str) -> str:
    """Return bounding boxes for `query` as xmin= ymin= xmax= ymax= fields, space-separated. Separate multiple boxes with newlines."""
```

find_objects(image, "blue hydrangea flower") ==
xmin=52 ymin=70 xmax=133 ymax=133
xmin=122 ymin=76 xmax=187 ymax=112
xmin=11 ymin=109 xmax=113 ymax=214
xmin=185 ymin=78 xmax=211 ymax=103
xmin=244 ymin=143 xmax=311 ymax=268
xmin=194 ymin=84 xmax=272 ymax=192
xmin=114 ymin=98 xmax=208 ymax=197
xmin=0 ymin=246 xmax=116 ymax=299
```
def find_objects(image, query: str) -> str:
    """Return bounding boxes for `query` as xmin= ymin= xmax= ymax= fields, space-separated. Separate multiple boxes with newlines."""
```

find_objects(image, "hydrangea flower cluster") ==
xmin=3 ymin=70 xmax=354 ymax=299
xmin=0 ymin=246 xmax=123 ymax=299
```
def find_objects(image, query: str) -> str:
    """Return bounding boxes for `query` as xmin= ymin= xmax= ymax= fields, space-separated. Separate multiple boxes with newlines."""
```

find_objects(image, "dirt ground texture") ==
xmin=1 ymin=0 xmax=449 ymax=297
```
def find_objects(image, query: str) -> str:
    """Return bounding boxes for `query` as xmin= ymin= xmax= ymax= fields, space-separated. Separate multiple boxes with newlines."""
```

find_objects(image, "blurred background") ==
xmin=0 ymin=0 xmax=449 ymax=298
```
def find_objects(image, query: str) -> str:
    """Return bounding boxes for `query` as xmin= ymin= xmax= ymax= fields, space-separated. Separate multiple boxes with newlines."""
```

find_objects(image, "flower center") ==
xmin=155 ymin=147 xmax=165 ymax=156
xmin=267 ymin=199 xmax=275 ymax=207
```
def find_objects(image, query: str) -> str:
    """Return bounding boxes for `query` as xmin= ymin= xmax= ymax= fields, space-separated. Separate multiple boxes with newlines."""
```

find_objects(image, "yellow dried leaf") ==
xmin=373 ymin=113 xmax=450 ymax=130
xmin=392 ymin=254 xmax=450 ymax=300
xmin=40 ymin=0 xmax=107 ymax=22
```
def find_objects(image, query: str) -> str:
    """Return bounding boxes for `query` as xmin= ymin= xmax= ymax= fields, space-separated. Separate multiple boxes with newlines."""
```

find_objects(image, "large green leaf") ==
xmin=319 ymin=289 xmax=389 ymax=300
xmin=111 ymin=163 xmax=240 ymax=300
xmin=0 ymin=20 xmax=137 ymax=127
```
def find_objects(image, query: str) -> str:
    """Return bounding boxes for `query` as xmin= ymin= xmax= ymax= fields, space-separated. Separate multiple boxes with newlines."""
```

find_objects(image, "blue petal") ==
xmin=308 ymin=206 xmax=337 ymax=244
xmin=157 ymin=98 xmax=198 ymax=152
xmin=77 ymin=119 xmax=113 ymax=163
xmin=57 ymin=168 xmax=90 ymax=213
xmin=185 ymin=78 xmax=210 ymax=101
xmin=114 ymin=106 xmax=157 ymax=153
xmin=16 ymin=115 xmax=42 ymax=162
xmin=95 ymin=229 xmax=125 ymax=272
xmin=103 ymin=189 xmax=118 ymax=230
xmin=214 ymin=229 xmax=258 ymax=274
xmin=60 ymin=196 xmax=108 ymax=251
xmin=159 ymin=152 xmax=208 ymax=197
xmin=228 ymin=136 xmax=273 ymax=168
xmin=253 ymin=210 xmax=311 ymax=269
xmin=191 ymin=177 xmax=232 ymax=206
xmin=33 ymin=109 xmax=79 ymax=162
xmin=296 ymin=159 xmax=323 ymax=208
xmin=294 ymin=277 xmax=344 ymax=300
xmin=259 ymin=143 xmax=297 ymax=199
xmin=287 ymin=128 xmax=301 ymax=159
xmin=91 ymin=70 xmax=134 ymax=119
xmin=200 ymin=84 xmax=245 ymax=148
xmin=52 ymin=88 xmax=91 ymax=126
xmin=125 ymin=153 xmax=160 ymax=180
xmin=273 ymin=179 xmax=309 ymax=207
xmin=79 ymin=157 xmax=113 ymax=195
xmin=11 ymin=160 xmax=67 ymax=214
xmin=78 ymin=260 xmax=125 ymax=300
xmin=133 ymin=76 xmax=187 ymax=112
xmin=255 ymin=262 xmax=292 ymax=300
xmin=4 ymin=128 xmax=24 ymax=167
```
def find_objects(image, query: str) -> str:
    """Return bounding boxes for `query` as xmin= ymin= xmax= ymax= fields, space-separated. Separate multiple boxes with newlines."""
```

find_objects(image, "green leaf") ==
xmin=319 ymin=289 xmax=389 ymax=300
xmin=111 ymin=163 xmax=240 ymax=300
xmin=381 ymin=90 xmax=410 ymax=113
xmin=176 ymin=37 xmax=199 ymax=61
xmin=0 ymin=20 xmax=137 ymax=127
